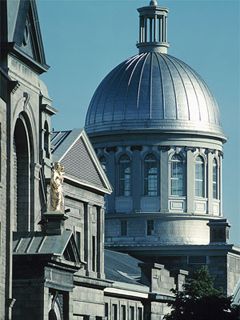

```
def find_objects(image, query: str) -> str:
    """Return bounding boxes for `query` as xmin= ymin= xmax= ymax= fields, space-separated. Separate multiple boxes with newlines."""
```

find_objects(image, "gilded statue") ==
xmin=50 ymin=162 xmax=65 ymax=212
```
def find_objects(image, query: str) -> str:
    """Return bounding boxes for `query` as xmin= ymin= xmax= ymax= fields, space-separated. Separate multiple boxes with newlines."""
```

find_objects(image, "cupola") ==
xmin=137 ymin=0 xmax=169 ymax=53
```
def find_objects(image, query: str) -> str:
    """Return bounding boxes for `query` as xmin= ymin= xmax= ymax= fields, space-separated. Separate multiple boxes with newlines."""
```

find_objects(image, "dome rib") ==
xmin=154 ymin=52 xmax=165 ymax=119
xmin=137 ymin=54 xmax=148 ymax=111
xmin=163 ymin=54 xmax=191 ymax=121
xmin=170 ymin=55 xmax=202 ymax=122
xmin=160 ymin=54 xmax=178 ymax=120
xmin=149 ymin=53 xmax=153 ymax=119
xmin=85 ymin=52 xmax=225 ymax=140
xmin=124 ymin=54 xmax=146 ymax=120
xmin=176 ymin=58 xmax=211 ymax=124
xmin=102 ymin=59 xmax=131 ymax=123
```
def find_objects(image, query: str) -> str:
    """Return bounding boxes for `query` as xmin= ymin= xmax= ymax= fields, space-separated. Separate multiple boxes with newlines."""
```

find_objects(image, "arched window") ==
xmin=13 ymin=116 xmax=33 ymax=231
xmin=144 ymin=154 xmax=158 ymax=196
xmin=195 ymin=155 xmax=205 ymax=197
xmin=213 ymin=158 xmax=218 ymax=199
xmin=119 ymin=154 xmax=131 ymax=196
xmin=44 ymin=121 xmax=50 ymax=158
xmin=99 ymin=155 xmax=107 ymax=172
xmin=170 ymin=154 xmax=185 ymax=196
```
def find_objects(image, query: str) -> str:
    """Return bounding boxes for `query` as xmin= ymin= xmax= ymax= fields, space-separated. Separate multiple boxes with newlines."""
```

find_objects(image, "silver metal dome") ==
xmin=85 ymin=52 xmax=225 ymax=139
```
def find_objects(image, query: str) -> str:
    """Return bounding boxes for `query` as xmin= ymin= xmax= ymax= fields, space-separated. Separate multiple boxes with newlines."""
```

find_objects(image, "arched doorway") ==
xmin=13 ymin=115 xmax=33 ymax=231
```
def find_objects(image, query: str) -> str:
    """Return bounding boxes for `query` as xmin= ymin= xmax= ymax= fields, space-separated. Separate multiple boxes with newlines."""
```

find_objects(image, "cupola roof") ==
xmin=85 ymin=2 xmax=225 ymax=140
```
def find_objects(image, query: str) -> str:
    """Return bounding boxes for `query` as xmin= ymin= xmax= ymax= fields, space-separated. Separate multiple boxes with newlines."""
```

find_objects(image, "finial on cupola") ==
xmin=150 ymin=0 xmax=158 ymax=6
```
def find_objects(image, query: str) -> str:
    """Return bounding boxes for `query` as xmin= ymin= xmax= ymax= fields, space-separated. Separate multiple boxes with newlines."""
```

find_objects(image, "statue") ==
xmin=50 ymin=162 xmax=65 ymax=212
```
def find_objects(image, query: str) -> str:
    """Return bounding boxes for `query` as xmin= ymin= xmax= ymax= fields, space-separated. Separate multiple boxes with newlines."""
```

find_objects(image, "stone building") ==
xmin=85 ymin=0 xmax=240 ymax=297
xmin=0 ymin=1 xmax=189 ymax=319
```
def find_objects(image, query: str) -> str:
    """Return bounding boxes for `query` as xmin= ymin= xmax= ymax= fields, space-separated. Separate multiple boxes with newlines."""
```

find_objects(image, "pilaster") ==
xmin=131 ymin=146 xmax=142 ymax=212
xmin=186 ymin=148 xmax=194 ymax=214
xmin=106 ymin=147 xmax=116 ymax=213
xmin=207 ymin=151 xmax=213 ymax=215
xmin=160 ymin=149 xmax=168 ymax=212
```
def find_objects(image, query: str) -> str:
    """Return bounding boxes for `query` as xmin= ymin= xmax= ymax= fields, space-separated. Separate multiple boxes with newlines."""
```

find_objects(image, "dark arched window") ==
xmin=195 ymin=155 xmax=205 ymax=197
xmin=44 ymin=121 xmax=50 ymax=158
xmin=213 ymin=158 xmax=218 ymax=199
xmin=170 ymin=154 xmax=185 ymax=196
xmin=119 ymin=154 xmax=131 ymax=196
xmin=144 ymin=154 xmax=158 ymax=196
xmin=14 ymin=116 xmax=32 ymax=231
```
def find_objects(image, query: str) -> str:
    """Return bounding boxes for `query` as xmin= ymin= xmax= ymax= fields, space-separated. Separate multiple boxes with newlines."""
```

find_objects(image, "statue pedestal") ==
xmin=42 ymin=211 xmax=68 ymax=235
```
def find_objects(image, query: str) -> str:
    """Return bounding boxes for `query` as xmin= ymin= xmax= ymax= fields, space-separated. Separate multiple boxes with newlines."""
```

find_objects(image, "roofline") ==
xmin=57 ymin=128 xmax=112 ymax=193
xmin=105 ymin=244 xmax=236 ymax=256
xmin=8 ymin=44 xmax=49 ymax=74
xmin=57 ymin=129 xmax=83 ymax=162
xmin=86 ymin=128 xmax=227 ymax=143
xmin=64 ymin=174 xmax=112 ymax=195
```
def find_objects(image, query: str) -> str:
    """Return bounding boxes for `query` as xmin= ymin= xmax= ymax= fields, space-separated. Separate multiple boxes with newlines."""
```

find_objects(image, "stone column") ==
xmin=186 ymin=148 xmax=195 ymax=214
xmin=106 ymin=147 xmax=116 ymax=213
xmin=84 ymin=203 xmax=92 ymax=276
xmin=219 ymin=152 xmax=223 ymax=216
xmin=207 ymin=151 xmax=213 ymax=215
xmin=131 ymin=146 xmax=142 ymax=212
xmin=160 ymin=147 xmax=169 ymax=212
xmin=33 ymin=162 xmax=41 ymax=230
xmin=97 ymin=206 xmax=105 ymax=278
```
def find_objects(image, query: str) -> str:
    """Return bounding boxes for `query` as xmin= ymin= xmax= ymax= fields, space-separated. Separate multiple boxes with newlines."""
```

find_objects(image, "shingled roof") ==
xmin=51 ymin=128 xmax=112 ymax=194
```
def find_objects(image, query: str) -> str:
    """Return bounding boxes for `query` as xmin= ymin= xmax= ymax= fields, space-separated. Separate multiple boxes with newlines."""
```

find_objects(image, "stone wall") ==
xmin=64 ymin=181 xmax=105 ymax=278
xmin=0 ymin=96 xmax=7 ymax=319
xmin=104 ymin=295 xmax=144 ymax=320
xmin=227 ymin=253 xmax=240 ymax=296
xmin=12 ymin=279 xmax=44 ymax=320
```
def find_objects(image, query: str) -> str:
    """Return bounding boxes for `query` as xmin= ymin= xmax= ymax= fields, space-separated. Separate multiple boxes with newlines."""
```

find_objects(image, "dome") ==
xmin=85 ymin=52 xmax=225 ymax=139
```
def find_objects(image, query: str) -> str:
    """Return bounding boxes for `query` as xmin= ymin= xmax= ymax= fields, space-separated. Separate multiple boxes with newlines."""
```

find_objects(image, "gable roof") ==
xmin=6 ymin=0 xmax=48 ymax=73
xmin=51 ymin=128 xmax=112 ymax=194
xmin=13 ymin=230 xmax=81 ymax=264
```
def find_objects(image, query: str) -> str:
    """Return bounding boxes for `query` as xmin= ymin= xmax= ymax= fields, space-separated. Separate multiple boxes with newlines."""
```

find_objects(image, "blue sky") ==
xmin=37 ymin=0 xmax=240 ymax=243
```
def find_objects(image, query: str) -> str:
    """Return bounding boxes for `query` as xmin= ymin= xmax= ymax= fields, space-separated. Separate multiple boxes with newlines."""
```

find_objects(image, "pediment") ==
xmin=11 ymin=0 xmax=48 ymax=73
xmin=13 ymin=230 xmax=81 ymax=266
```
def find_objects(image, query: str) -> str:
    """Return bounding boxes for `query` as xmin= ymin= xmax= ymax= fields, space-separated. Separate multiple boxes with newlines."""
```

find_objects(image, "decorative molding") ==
xmin=185 ymin=146 xmax=197 ymax=153
xmin=106 ymin=146 xmax=117 ymax=153
xmin=130 ymin=145 xmax=142 ymax=152
xmin=159 ymin=146 xmax=170 ymax=152
xmin=23 ymin=92 xmax=30 ymax=110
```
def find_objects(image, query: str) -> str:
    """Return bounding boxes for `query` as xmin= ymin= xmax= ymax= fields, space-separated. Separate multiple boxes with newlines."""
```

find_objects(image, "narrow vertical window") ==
xmin=195 ymin=155 xmax=205 ymax=197
xmin=105 ymin=303 xmax=109 ymax=319
xmin=137 ymin=308 xmax=143 ymax=320
xmin=112 ymin=304 xmax=118 ymax=320
xmin=119 ymin=154 xmax=131 ymax=196
xmin=147 ymin=220 xmax=154 ymax=236
xmin=75 ymin=231 xmax=81 ymax=257
xmin=92 ymin=235 xmax=96 ymax=271
xmin=44 ymin=121 xmax=50 ymax=158
xmin=144 ymin=154 xmax=158 ymax=196
xmin=120 ymin=220 xmax=127 ymax=236
xmin=99 ymin=155 xmax=106 ymax=172
xmin=130 ymin=306 xmax=134 ymax=320
xmin=170 ymin=154 xmax=185 ymax=196
xmin=121 ymin=305 xmax=126 ymax=320
xmin=213 ymin=158 xmax=218 ymax=199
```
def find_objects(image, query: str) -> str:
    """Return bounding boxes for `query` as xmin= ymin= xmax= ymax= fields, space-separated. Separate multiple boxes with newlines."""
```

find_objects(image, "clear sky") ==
xmin=37 ymin=0 xmax=240 ymax=244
